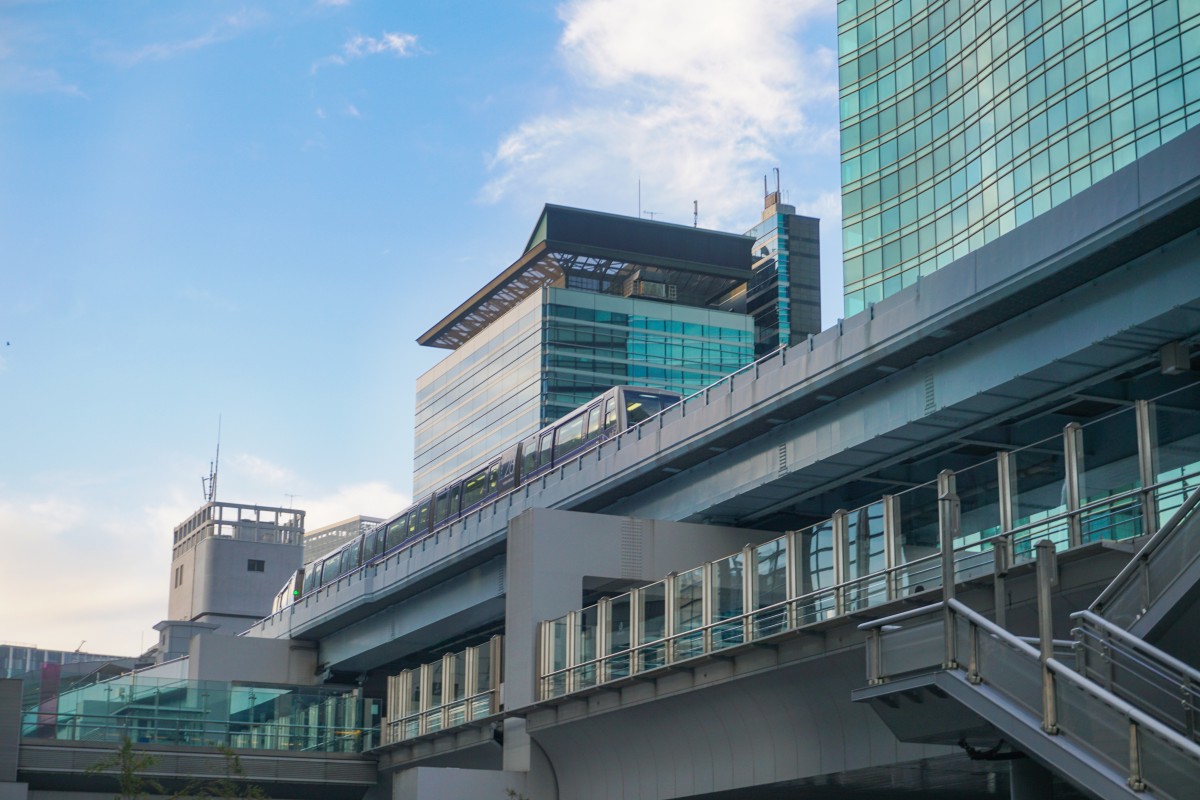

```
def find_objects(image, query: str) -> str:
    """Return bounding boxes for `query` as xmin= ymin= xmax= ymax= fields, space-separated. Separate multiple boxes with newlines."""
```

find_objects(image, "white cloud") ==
xmin=114 ymin=10 xmax=265 ymax=67
xmin=311 ymin=31 xmax=419 ymax=73
xmin=228 ymin=452 xmax=295 ymax=487
xmin=317 ymin=0 xmax=352 ymax=6
xmin=345 ymin=102 xmax=361 ymax=118
xmin=300 ymin=481 xmax=409 ymax=531
xmin=482 ymin=0 xmax=838 ymax=230
xmin=0 ymin=64 xmax=84 ymax=96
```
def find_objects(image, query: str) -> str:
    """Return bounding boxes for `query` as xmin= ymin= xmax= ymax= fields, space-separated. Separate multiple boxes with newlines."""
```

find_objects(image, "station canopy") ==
xmin=418 ymin=205 xmax=754 ymax=350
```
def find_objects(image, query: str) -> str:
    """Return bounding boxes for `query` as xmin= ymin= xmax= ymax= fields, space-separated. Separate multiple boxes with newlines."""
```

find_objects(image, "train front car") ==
xmin=615 ymin=386 xmax=681 ymax=428
xmin=270 ymin=568 xmax=305 ymax=615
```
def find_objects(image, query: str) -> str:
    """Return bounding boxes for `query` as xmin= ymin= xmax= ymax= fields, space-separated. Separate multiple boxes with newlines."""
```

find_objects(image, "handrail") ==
xmin=945 ymin=598 xmax=1041 ymax=660
xmin=1090 ymin=484 xmax=1200 ymax=612
xmin=1071 ymin=609 xmax=1200 ymax=687
xmin=858 ymin=602 xmax=945 ymax=630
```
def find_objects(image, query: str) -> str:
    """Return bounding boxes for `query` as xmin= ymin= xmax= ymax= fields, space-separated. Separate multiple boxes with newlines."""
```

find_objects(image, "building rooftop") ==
xmin=417 ymin=204 xmax=753 ymax=350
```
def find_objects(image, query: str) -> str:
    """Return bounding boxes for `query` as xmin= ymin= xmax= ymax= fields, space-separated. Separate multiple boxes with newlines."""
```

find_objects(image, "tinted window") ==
xmin=554 ymin=414 xmax=586 ymax=461
xmin=586 ymin=406 xmax=602 ymax=439
xmin=625 ymin=391 xmax=677 ymax=424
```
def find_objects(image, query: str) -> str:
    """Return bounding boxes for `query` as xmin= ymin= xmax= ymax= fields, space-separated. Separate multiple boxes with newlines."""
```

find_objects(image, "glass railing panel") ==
xmin=896 ymin=484 xmax=941 ymax=596
xmin=973 ymin=629 xmax=1041 ymax=716
xmin=606 ymin=593 xmax=632 ymax=680
xmin=1078 ymin=408 xmax=1142 ymax=543
xmin=1154 ymin=385 xmax=1200 ymax=525
xmin=794 ymin=520 xmax=837 ymax=624
xmin=425 ymin=661 xmax=443 ymax=733
xmin=576 ymin=604 xmax=599 ymax=689
xmin=638 ymin=581 xmax=667 ymax=671
xmin=752 ymin=536 xmax=789 ymax=638
xmin=1054 ymin=676 xmax=1130 ymax=775
xmin=673 ymin=567 xmax=705 ymax=660
xmin=1011 ymin=438 xmax=1070 ymax=556
xmin=1139 ymin=723 xmax=1200 ymax=797
xmin=711 ymin=552 xmax=745 ymax=650
xmin=1145 ymin=498 xmax=1200 ymax=604
xmin=845 ymin=501 xmax=887 ymax=612
xmin=875 ymin=618 xmax=943 ymax=678
xmin=956 ymin=457 xmax=1002 ymax=546
xmin=545 ymin=615 xmax=569 ymax=698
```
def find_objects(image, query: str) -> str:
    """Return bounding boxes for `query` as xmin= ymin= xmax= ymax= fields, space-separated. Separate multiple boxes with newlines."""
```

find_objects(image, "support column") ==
xmin=1009 ymin=757 xmax=1054 ymax=799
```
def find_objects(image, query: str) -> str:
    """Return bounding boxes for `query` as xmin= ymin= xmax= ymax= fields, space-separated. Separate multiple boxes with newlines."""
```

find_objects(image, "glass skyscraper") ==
xmin=838 ymin=0 xmax=1200 ymax=315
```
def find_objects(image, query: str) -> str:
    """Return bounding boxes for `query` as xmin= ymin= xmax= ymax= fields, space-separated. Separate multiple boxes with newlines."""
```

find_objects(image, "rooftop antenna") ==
xmin=763 ymin=174 xmax=768 ymax=199
xmin=75 ymin=640 xmax=86 ymax=653
xmin=202 ymin=416 xmax=221 ymax=503
xmin=284 ymin=493 xmax=298 ymax=508
xmin=774 ymin=166 xmax=781 ymax=196
xmin=643 ymin=210 xmax=658 ymax=220
xmin=693 ymin=200 xmax=698 ymax=228
xmin=638 ymin=177 xmax=642 ymax=219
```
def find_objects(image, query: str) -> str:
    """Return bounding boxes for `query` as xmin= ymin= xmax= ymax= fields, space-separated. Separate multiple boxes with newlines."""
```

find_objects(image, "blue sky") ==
xmin=0 ymin=0 xmax=841 ymax=656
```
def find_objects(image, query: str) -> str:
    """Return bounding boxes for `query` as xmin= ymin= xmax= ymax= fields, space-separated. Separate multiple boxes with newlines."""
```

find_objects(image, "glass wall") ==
xmin=21 ymin=675 xmax=371 ymax=753
xmin=839 ymin=0 xmax=1200 ymax=316
xmin=414 ymin=287 xmax=755 ymax=497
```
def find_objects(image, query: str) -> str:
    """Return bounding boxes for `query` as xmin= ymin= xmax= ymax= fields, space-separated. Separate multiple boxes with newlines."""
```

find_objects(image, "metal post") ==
xmin=566 ymin=610 xmax=580 ymax=694
xmin=883 ymin=495 xmax=901 ymax=601
xmin=833 ymin=509 xmax=849 ymax=617
xmin=664 ymin=572 xmax=677 ymax=665
xmin=1064 ymin=422 xmax=1084 ymax=547
xmin=939 ymin=469 xmax=959 ymax=669
xmin=1135 ymin=399 xmax=1159 ymax=538
xmin=997 ymin=450 xmax=1015 ymax=534
xmin=866 ymin=629 xmax=883 ymax=685
xmin=597 ymin=597 xmax=610 ymax=682
xmin=464 ymin=646 xmax=478 ymax=723
xmin=742 ymin=544 xmax=756 ymax=644
xmin=785 ymin=530 xmax=799 ymax=630
xmin=994 ymin=532 xmax=1012 ymax=629
xmin=630 ymin=586 xmax=643 ymax=675
xmin=1128 ymin=720 xmax=1146 ymax=791
xmin=701 ymin=562 xmax=714 ymax=654
xmin=1036 ymin=539 xmax=1059 ymax=734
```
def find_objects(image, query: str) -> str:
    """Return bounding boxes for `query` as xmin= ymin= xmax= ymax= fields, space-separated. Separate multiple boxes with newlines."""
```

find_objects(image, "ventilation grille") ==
xmin=924 ymin=373 xmax=936 ymax=415
xmin=778 ymin=443 xmax=788 ymax=476
xmin=620 ymin=518 xmax=643 ymax=579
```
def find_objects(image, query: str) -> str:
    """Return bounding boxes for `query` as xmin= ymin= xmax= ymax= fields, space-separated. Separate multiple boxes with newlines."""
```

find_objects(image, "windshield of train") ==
xmin=624 ymin=391 xmax=678 ymax=425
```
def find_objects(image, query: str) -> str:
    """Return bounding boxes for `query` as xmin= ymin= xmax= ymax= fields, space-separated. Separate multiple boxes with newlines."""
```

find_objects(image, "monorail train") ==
xmin=270 ymin=385 xmax=681 ymax=614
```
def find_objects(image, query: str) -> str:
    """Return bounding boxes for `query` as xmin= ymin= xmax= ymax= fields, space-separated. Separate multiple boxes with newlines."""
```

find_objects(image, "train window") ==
xmin=604 ymin=398 xmax=618 ymax=430
xmin=362 ymin=532 xmax=377 ymax=562
xmin=435 ymin=490 xmax=450 ymax=523
xmin=408 ymin=509 xmax=419 ymax=535
xmin=374 ymin=528 xmax=387 ymax=556
xmin=520 ymin=436 xmax=538 ymax=476
xmin=625 ymin=391 xmax=674 ymax=424
xmin=416 ymin=501 xmax=430 ymax=531
xmin=554 ymin=414 xmax=586 ymax=461
xmin=538 ymin=432 xmax=554 ymax=468
xmin=586 ymin=406 xmax=602 ymax=439
xmin=302 ymin=569 xmax=317 ymax=595
xmin=320 ymin=555 xmax=338 ymax=585
xmin=488 ymin=462 xmax=499 ymax=494
xmin=463 ymin=469 xmax=487 ymax=509
xmin=387 ymin=518 xmax=406 ymax=551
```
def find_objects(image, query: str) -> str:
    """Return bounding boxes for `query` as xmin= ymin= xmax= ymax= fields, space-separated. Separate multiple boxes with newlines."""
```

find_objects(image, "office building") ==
xmin=839 ymin=0 xmax=1200 ymax=315
xmin=304 ymin=515 xmax=385 ymax=563
xmin=413 ymin=203 xmax=821 ymax=497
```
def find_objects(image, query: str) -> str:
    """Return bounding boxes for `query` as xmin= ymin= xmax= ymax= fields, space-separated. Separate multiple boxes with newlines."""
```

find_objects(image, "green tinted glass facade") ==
xmin=839 ymin=0 xmax=1200 ymax=316
xmin=413 ymin=288 xmax=754 ymax=496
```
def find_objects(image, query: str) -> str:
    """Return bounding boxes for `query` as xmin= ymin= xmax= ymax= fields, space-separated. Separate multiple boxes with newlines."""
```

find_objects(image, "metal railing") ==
xmin=1073 ymin=609 xmax=1200 ymax=742
xmin=1090 ymin=485 xmax=1200 ymax=629
xmin=382 ymin=636 xmax=502 ymax=746
xmin=862 ymin=596 xmax=1200 ymax=797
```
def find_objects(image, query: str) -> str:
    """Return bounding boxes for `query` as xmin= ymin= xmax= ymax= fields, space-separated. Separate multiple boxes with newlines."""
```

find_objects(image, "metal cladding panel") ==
xmin=0 ymin=681 xmax=18 ymax=781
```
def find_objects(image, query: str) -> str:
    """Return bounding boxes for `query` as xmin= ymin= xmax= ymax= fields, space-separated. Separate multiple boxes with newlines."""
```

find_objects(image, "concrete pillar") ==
xmin=1009 ymin=757 xmax=1055 ymax=799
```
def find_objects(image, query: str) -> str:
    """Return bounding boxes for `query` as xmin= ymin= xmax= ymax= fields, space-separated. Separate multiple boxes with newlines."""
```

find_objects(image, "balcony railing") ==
xmin=537 ymin=385 xmax=1200 ymax=701
xmin=382 ymin=636 xmax=502 ymax=745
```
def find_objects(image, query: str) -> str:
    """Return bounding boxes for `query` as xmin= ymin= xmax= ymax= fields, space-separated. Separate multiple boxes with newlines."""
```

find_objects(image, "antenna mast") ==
xmin=693 ymin=200 xmax=698 ymax=228
xmin=202 ymin=416 xmax=221 ymax=503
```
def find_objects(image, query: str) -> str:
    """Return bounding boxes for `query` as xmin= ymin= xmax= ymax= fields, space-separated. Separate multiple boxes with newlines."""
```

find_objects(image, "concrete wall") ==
xmin=187 ymin=634 xmax=318 ymax=685
xmin=170 ymin=537 xmax=302 ymax=634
